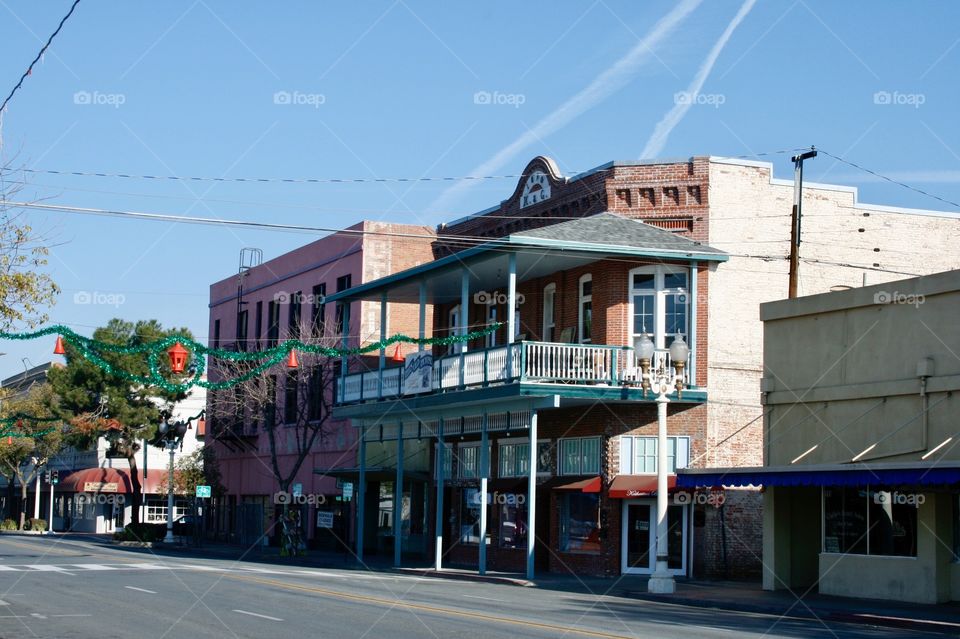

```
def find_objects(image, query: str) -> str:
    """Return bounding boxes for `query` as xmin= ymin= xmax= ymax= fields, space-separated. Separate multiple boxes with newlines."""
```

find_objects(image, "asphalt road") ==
xmin=0 ymin=535 xmax=943 ymax=639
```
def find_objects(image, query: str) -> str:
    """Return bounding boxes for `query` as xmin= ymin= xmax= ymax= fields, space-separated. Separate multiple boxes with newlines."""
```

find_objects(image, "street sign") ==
xmin=195 ymin=485 xmax=212 ymax=498
xmin=341 ymin=482 xmax=353 ymax=500
xmin=316 ymin=511 xmax=334 ymax=529
xmin=292 ymin=482 xmax=303 ymax=497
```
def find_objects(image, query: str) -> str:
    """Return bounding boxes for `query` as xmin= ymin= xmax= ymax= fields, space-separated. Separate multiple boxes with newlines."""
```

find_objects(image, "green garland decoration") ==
xmin=0 ymin=414 xmax=63 ymax=440
xmin=0 ymin=323 xmax=502 ymax=393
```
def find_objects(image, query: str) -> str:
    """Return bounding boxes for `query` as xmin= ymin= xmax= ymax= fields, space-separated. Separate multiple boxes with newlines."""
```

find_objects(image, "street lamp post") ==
xmin=158 ymin=416 xmax=188 ymax=544
xmin=637 ymin=333 xmax=689 ymax=595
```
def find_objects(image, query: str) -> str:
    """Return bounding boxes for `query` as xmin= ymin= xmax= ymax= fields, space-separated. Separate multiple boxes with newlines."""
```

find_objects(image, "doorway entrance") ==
xmin=621 ymin=499 xmax=687 ymax=575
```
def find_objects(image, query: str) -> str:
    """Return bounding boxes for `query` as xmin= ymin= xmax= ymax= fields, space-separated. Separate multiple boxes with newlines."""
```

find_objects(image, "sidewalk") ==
xmin=94 ymin=536 xmax=960 ymax=635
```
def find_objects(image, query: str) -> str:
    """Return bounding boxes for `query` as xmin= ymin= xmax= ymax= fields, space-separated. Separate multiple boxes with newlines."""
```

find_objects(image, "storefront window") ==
xmin=459 ymin=489 xmax=490 ymax=544
xmin=822 ymin=486 xmax=918 ymax=557
xmin=458 ymin=444 xmax=479 ymax=479
xmin=560 ymin=493 xmax=602 ymax=553
xmin=620 ymin=436 xmax=689 ymax=474
xmin=499 ymin=498 xmax=527 ymax=549
xmin=499 ymin=440 xmax=550 ymax=477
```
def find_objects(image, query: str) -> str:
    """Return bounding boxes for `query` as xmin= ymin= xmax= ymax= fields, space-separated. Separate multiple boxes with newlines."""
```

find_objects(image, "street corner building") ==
xmin=206 ymin=154 xmax=959 ymax=580
xmin=680 ymin=269 xmax=960 ymax=603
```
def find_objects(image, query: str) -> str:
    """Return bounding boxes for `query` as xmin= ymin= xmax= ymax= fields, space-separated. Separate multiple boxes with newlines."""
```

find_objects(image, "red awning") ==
xmin=554 ymin=477 xmax=602 ymax=493
xmin=609 ymin=474 xmax=677 ymax=498
xmin=58 ymin=467 xmax=173 ymax=494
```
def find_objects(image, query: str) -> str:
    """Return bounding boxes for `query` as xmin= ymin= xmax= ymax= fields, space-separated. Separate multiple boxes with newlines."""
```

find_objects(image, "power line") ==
xmin=817 ymin=148 xmax=960 ymax=211
xmin=12 ymin=148 xmax=806 ymax=188
xmin=0 ymin=0 xmax=82 ymax=115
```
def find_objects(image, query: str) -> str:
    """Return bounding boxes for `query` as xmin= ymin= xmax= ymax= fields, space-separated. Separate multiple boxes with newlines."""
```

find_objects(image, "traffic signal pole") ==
xmin=48 ymin=479 xmax=54 ymax=533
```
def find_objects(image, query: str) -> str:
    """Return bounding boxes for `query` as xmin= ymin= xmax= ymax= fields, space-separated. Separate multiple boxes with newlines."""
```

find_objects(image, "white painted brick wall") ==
xmin=705 ymin=159 xmax=960 ymax=468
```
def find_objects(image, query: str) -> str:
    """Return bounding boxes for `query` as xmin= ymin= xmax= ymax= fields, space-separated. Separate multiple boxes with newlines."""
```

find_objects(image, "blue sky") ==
xmin=0 ymin=0 xmax=957 ymax=377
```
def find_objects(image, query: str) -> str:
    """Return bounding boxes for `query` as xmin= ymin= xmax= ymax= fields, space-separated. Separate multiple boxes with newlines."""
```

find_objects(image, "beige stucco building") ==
xmin=682 ymin=269 xmax=960 ymax=603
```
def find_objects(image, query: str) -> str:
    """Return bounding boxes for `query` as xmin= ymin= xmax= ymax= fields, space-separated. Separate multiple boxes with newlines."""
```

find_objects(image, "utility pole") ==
xmin=788 ymin=147 xmax=818 ymax=298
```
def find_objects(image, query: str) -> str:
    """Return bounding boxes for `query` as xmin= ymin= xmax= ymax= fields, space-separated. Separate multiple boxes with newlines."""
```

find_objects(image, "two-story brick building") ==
xmin=326 ymin=155 xmax=958 ymax=579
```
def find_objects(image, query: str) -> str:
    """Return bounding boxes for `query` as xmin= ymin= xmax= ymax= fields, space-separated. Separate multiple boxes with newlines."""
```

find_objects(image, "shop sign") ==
xmin=402 ymin=351 xmax=433 ymax=395
xmin=316 ymin=511 xmax=335 ymax=529
xmin=83 ymin=481 xmax=118 ymax=493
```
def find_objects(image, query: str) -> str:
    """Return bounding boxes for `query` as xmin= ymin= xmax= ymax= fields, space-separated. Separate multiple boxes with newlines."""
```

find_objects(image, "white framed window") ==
xmin=629 ymin=266 xmax=689 ymax=352
xmin=619 ymin=436 xmax=690 ymax=474
xmin=498 ymin=439 xmax=551 ymax=477
xmin=448 ymin=305 xmax=463 ymax=354
xmin=578 ymin=274 xmax=592 ymax=343
xmin=542 ymin=283 xmax=556 ymax=342
xmin=486 ymin=306 xmax=497 ymax=348
xmin=559 ymin=436 xmax=601 ymax=476
xmin=457 ymin=442 xmax=489 ymax=479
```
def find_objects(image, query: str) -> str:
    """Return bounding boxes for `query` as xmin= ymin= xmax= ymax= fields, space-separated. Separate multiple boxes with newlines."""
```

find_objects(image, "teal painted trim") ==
xmin=505 ymin=236 xmax=728 ymax=262
xmin=689 ymin=262 xmax=698 ymax=386
xmin=611 ymin=349 xmax=618 ymax=385
xmin=332 ymin=380 xmax=707 ymax=420
xmin=519 ymin=342 xmax=527 ymax=381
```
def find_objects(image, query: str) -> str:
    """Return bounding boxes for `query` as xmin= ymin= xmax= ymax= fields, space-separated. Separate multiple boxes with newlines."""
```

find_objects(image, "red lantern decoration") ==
xmin=391 ymin=344 xmax=405 ymax=363
xmin=286 ymin=349 xmax=299 ymax=369
xmin=167 ymin=342 xmax=189 ymax=374
xmin=53 ymin=335 xmax=66 ymax=355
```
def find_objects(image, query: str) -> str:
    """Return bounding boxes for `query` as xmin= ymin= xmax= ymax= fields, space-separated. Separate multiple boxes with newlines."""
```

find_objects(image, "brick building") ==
xmin=328 ymin=155 xmax=958 ymax=579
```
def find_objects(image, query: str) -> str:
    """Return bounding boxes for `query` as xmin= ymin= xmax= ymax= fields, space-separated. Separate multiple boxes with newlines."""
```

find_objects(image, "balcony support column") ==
xmin=526 ymin=409 xmax=538 ymax=580
xmin=378 ymin=291 xmax=387 ymax=399
xmin=393 ymin=422 xmax=403 ymax=567
xmin=478 ymin=413 xmax=489 ymax=576
xmin=460 ymin=269 xmax=469 ymax=387
xmin=357 ymin=431 xmax=366 ymax=564
xmin=418 ymin=280 xmax=427 ymax=350
xmin=339 ymin=302 xmax=351 ymax=403
xmin=434 ymin=417 xmax=445 ymax=571
xmin=506 ymin=252 xmax=517 ymax=378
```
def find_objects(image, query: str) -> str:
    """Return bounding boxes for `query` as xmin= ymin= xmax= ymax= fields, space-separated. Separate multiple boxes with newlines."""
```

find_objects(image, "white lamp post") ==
xmin=638 ymin=333 xmax=689 ymax=594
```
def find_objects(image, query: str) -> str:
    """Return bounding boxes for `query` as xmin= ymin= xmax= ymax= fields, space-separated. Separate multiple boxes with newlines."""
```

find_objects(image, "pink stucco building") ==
xmin=206 ymin=221 xmax=435 ymax=545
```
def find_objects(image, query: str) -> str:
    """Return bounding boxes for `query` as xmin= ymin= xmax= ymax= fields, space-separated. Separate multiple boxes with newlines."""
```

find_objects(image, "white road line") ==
xmin=0 ymin=566 xmax=19 ymax=571
xmin=232 ymin=609 xmax=283 ymax=622
xmin=72 ymin=564 xmax=118 ymax=571
xmin=462 ymin=594 xmax=509 ymax=603
xmin=124 ymin=586 xmax=157 ymax=594
xmin=0 ymin=600 xmax=8 ymax=606
xmin=123 ymin=563 xmax=171 ymax=570
xmin=27 ymin=565 xmax=73 ymax=573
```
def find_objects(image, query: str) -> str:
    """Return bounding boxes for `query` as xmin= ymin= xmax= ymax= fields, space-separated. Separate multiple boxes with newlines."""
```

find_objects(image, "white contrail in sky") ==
xmin=639 ymin=0 xmax=757 ymax=159
xmin=429 ymin=0 xmax=702 ymax=215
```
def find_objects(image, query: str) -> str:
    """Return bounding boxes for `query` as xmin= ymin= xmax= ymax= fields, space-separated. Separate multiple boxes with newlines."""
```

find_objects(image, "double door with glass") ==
xmin=621 ymin=500 xmax=687 ymax=575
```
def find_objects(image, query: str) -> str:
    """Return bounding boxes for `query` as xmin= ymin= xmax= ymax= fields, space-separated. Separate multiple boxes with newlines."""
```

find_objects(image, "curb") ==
xmin=629 ymin=592 xmax=960 ymax=636
xmin=393 ymin=567 xmax=534 ymax=587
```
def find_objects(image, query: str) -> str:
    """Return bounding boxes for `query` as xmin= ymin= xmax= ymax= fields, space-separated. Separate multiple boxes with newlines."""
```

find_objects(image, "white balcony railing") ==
xmin=337 ymin=341 xmax=690 ymax=404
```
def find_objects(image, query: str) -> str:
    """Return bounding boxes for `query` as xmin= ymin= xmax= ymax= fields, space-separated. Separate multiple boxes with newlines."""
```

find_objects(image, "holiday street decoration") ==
xmin=0 ymin=323 xmax=501 ymax=392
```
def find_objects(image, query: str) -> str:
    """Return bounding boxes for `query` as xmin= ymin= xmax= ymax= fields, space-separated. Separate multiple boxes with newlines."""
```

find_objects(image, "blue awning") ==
xmin=677 ymin=465 xmax=960 ymax=488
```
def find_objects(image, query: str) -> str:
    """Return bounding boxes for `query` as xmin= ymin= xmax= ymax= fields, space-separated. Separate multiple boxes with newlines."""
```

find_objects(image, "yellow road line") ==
xmin=229 ymin=573 xmax=636 ymax=639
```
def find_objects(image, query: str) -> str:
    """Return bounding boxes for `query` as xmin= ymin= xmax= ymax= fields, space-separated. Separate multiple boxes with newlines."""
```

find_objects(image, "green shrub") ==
xmin=116 ymin=522 xmax=159 ymax=543
xmin=0 ymin=519 xmax=17 ymax=531
xmin=26 ymin=518 xmax=46 ymax=531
